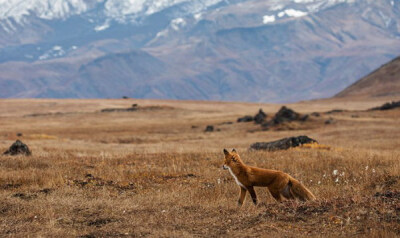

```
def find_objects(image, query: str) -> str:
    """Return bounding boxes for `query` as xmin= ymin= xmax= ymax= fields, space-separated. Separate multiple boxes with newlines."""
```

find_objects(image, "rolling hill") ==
xmin=335 ymin=56 xmax=400 ymax=98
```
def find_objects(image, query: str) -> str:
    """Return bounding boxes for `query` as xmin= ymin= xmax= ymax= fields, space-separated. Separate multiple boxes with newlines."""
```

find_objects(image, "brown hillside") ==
xmin=336 ymin=56 xmax=400 ymax=98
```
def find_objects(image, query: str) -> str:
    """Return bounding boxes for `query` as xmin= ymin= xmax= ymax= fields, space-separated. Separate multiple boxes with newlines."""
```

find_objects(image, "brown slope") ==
xmin=335 ymin=56 xmax=400 ymax=98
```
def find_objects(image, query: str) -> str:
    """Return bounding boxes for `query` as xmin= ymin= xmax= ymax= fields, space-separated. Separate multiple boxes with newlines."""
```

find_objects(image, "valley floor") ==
xmin=0 ymin=97 xmax=399 ymax=237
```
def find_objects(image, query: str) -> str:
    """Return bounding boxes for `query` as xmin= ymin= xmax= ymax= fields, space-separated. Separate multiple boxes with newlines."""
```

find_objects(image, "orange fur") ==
xmin=222 ymin=149 xmax=315 ymax=206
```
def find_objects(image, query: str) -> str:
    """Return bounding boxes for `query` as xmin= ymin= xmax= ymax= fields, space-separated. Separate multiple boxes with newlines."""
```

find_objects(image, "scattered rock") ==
xmin=262 ymin=106 xmax=307 ymax=129
xmin=370 ymin=100 xmax=400 ymax=111
xmin=191 ymin=125 xmax=198 ymax=129
xmin=220 ymin=121 xmax=233 ymax=125
xmin=3 ymin=140 xmax=31 ymax=156
xmin=100 ymin=107 xmax=138 ymax=112
xmin=311 ymin=112 xmax=320 ymax=117
xmin=254 ymin=109 xmax=267 ymax=124
xmin=325 ymin=109 xmax=345 ymax=114
xmin=237 ymin=115 xmax=254 ymax=123
xmin=300 ymin=114 xmax=309 ymax=121
xmin=16 ymin=133 xmax=23 ymax=137
xmin=272 ymin=106 xmax=301 ymax=124
xmin=205 ymin=125 xmax=214 ymax=132
xmin=325 ymin=118 xmax=334 ymax=125
xmin=24 ymin=112 xmax=71 ymax=117
xmin=249 ymin=136 xmax=318 ymax=151
xmin=101 ymin=105 xmax=171 ymax=113
xmin=237 ymin=109 xmax=267 ymax=124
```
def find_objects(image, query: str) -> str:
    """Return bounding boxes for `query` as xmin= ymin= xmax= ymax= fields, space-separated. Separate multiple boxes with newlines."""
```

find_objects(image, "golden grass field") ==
xmin=0 ymin=97 xmax=399 ymax=237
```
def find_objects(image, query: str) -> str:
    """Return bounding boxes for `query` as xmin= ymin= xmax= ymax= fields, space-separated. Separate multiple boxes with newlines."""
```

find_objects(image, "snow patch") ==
xmin=156 ymin=29 xmax=169 ymax=38
xmin=52 ymin=45 xmax=62 ymax=51
xmin=263 ymin=15 xmax=276 ymax=24
xmin=104 ymin=0 xmax=223 ymax=23
xmin=278 ymin=9 xmax=308 ymax=18
xmin=171 ymin=17 xmax=186 ymax=31
xmin=194 ymin=12 xmax=202 ymax=20
xmin=39 ymin=45 xmax=66 ymax=61
xmin=95 ymin=20 xmax=110 ymax=32
xmin=0 ymin=0 xmax=88 ymax=23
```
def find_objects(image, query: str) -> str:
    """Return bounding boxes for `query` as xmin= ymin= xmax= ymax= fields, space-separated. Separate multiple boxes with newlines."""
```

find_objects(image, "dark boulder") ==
xmin=254 ymin=109 xmax=267 ymax=124
xmin=101 ymin=105 xmax=138 ymax=112
xmin=249 ymin=136 xmax=317 ymax=151
xmin=237 ymin=109 xmax=267 ymax=123
xmin=237 ymin=115 xmax=253 ymax=123
xmin=325 ymin=109 xmax=345 ymax=114
xmin=272 ymin=106 xmax=300 ymax=124
xmin=3 ymin=140 xmax=32 ymax=156
xmin=261 ymin=106 xmax=309 ymax=129
xmin=205 ymin=125 xmax=214 ymax=132
xmin=370 ymin=101 xmax=400 ymax=111
xmin=325 ymin=118 xmax=334 ymax=124
xmin=300 ymin=114 xmax=309 ymax=121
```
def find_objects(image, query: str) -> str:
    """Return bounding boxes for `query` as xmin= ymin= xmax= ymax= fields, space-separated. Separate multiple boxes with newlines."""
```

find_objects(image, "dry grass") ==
xmin=0 ymin=98 xmax=399 ymax=237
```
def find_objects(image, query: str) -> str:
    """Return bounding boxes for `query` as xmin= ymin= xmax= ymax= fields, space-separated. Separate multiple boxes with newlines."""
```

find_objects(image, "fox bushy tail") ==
xmin=288 ymin=177 xmax=316 ymax=201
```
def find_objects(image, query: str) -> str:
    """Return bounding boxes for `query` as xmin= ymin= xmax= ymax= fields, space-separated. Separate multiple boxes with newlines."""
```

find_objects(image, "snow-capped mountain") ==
xmin=0 ymin=0 xmax=399 ymax=102
xmin=0 ymin=0 xmax=356 ymax=35
xmin=0 ymin=0 xmax=225 ymax=33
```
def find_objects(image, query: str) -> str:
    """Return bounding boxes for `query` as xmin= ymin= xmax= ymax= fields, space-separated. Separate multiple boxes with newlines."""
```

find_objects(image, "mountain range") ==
xmin=0 ymin=0 xmax=400 ymax=102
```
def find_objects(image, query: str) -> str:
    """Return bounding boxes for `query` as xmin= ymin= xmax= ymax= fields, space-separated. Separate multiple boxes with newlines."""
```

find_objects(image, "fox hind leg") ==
xmin=269 ymin=188 xmax=283 ymax=202
xmin=281 ymin=183 xmax=295 ymax=200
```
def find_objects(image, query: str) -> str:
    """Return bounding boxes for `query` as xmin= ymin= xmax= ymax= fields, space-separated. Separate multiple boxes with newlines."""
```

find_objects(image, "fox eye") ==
xmin=231 ymin=156 xmax=237 ymax=162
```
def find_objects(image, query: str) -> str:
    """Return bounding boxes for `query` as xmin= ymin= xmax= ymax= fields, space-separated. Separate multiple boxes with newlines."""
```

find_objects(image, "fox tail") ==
xmin=288 ymin=177 xmax=316 ymax=201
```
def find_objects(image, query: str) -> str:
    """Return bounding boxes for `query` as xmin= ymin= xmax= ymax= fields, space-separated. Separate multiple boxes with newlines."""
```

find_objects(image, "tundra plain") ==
xmin=0 ymin=98 xmax=399 ymax=237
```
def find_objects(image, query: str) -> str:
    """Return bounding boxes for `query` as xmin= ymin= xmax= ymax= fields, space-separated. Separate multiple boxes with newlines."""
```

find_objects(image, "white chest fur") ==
xmin=228 ymin=167 xmax=246 ymax=189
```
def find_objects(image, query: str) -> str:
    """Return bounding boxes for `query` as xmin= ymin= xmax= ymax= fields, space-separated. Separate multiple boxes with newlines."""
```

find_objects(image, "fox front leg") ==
xmin=238 ymin=187 xmax=247 ymax=206
xmin=247 ymin=186 xmax=258 ymax=205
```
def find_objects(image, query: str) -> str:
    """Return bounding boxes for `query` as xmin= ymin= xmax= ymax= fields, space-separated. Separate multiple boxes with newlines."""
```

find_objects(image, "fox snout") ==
xmin=222 ymin=165 xmax=229 ymax=170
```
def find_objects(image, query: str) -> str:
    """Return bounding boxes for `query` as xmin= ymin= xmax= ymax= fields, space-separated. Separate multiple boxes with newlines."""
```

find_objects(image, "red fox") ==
xmin=222 ymin=149 xmax=315 ymax=206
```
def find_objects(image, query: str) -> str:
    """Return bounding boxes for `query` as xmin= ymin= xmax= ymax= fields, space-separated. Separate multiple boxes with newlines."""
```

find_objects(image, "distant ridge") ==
xmin=335 ymin=56 xmax=400 ymax=98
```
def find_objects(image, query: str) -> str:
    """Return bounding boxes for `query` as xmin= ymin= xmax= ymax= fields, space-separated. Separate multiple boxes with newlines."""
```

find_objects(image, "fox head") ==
xmin=222 ymin=148 xmax=241 ymax=170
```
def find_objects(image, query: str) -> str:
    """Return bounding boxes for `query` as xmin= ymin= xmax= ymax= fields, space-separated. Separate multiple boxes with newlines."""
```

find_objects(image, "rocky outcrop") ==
xmin=3 ymin=140 xmax=32 ymax=156
xmin=250 ymin=136 xmax=317 ymax=151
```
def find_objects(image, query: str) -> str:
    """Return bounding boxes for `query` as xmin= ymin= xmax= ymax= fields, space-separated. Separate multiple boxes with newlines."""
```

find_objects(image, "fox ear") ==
xmin=231 ymin=148 xmax=237 ymax=153
xmin=223 ymin=148 xmax=229 ymax=155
